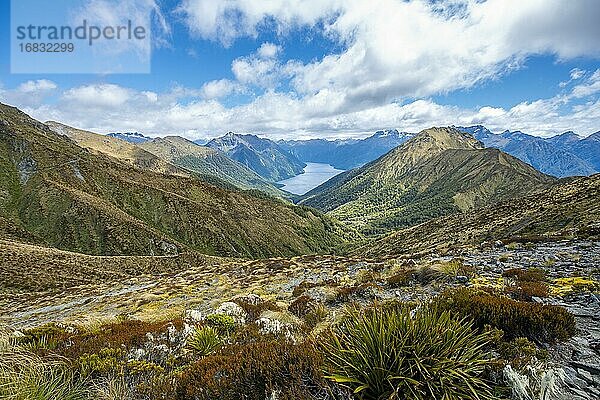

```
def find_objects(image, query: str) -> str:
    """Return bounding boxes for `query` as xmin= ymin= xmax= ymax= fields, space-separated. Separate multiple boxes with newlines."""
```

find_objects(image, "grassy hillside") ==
xmin=138 ymin=136 xmax=285 ymax=197
xmin=300 ymin=127 xmax=555 ymax=235
xmin=0 ymin=103 xmax=352 ymax=258
xmin=46 ymin=121 xmax=187 ymax=177
xmin=358 ymin=174 xmax=600 ymax=257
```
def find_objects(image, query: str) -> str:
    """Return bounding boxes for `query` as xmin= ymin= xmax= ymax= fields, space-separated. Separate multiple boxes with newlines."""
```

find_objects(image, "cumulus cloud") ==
xmin=0 ymin=80 xmax=58 ymax=107
xmin=570 ymin=69 xmax=600 ymax=99
xmin=2 ymin=77 xmax=595 ymax=142
xmin=179 ymin=0 xmax=600 ymax=114
xmin=62 ymin=84 xmax=133 ymax=108
xmin=200 ymin=79 xmax=243 ymax=99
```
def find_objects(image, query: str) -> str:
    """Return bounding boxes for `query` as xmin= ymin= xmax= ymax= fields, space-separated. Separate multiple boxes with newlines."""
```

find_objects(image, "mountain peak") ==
xmin=586 ymin=131 xmax=600 ymax=141
xmin=409 ymin=126 xmax=483 ymax=151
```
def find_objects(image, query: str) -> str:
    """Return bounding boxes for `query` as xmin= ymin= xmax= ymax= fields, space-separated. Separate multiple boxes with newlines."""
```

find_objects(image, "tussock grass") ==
xmin=320 ymin=305 xmax=496 ymax=400
xmin=0 ymin=329 xmax=89 ymax=400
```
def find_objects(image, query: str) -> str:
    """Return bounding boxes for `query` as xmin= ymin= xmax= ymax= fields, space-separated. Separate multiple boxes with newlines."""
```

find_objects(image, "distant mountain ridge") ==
xmin=457 ymin=125 xmax=598 ymax=177
xmin=138 ymin=136 xmax=286 ymax=197
xmin=107 ymin=131 xmax=152 ymax=144
xmin=300 ymin=127 xmax=556 ymax=235
xmin=206 ymin=132 xmax=306 ymax=181
xmin=279 ymin=129 xmax=412 ymax=170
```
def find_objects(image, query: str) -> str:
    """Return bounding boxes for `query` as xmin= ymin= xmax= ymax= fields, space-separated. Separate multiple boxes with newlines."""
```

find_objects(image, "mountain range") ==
xmin=279 ymin=129 xmax=412 ymax=170
xmin=299 ymin=127 xmax=556 ymax=235
xmin=0 ymin=103 xmax=351 ymax=258
xmin=457 ymin=125 xmax=599 ymax=177
xmin=137 ymin=136 xmax=285 ymax=197
xmin=205 ymin=132 xmax=306 ymax=181
xmin=48 ymin=122 xmax=285 ymax=197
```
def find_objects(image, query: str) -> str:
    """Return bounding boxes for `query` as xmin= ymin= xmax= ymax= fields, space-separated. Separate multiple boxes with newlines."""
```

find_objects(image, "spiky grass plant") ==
xmin=0 ymin=330 xmax=89 ymax=400
xmin=187 ymin=326 xmax=222 ymax=356
xmin=320 ymin=305 xmax=496 ymax=400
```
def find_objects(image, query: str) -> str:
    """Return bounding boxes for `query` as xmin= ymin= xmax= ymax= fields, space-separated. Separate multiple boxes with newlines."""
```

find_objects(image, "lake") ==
xmin=278 ymin=162 xmax=345 ymax=195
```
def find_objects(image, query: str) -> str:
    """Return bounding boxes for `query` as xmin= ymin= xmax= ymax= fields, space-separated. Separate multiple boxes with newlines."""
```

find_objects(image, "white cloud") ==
xmin=570 ymin=69 xmax=600 ymax=99
xmin=570 ymin=68 xmax=585 ymax=81
xmin=17 ymin=80 xmax=58 ymax=93
xmin=2 ymin=78 xmax=595 ymax=142
xmin=200 ymin=79 xmax=242 ymax=99
xmin=0 ymin=80 xmax=58 ymax=107
xmin=72 ymin=0 xmax=171 ymax=51
xmin=257 ymin=42 xmax=282 ymax=59
xmin=62 ymin=84 xmax=134 ymax=108
xmin=179 ymin=0 xmax=600 ymax=113
xmin=3 ymin=1 xmax=599 ymax=141
xmin=231 ymin=44 xmax=289 ymax=89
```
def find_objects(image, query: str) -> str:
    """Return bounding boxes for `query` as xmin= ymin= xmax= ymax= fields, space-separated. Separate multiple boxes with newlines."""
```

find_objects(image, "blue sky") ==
xmin=1 ymin=0 xmax=599 ymax=140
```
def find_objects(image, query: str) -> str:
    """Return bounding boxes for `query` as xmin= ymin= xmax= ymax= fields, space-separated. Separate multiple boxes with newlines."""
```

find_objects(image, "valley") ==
xmin=1 ymin=104 xmax=599 ymax=400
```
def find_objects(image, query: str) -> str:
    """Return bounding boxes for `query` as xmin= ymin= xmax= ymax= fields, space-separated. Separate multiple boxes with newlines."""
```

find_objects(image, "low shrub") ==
xmin=16 ymin=323 xmax=69 ymax=351
xmin=333 ymin=283 xmax=377 ymax=303
xmin=438 ymin=259 xmax=476 ymax=278
xmin=1 ymin=331 xmax=89 ymax=400
xmin=288 ymin=295 xmax=317 ymax=318
xmin=232 ymin=299 xmax=280 ymax=322
xmin=387 ymin=266 xmax=442 ymax=288
xmin=176 ymin=340 xmax=326 ymax=400
xmin=77 ymin=348 xmax=125 ymax=376
xmin=497 ymin=337 xmax=547 ymax=370
xmin=320 ymin=304 xmax=495 ymax=400
xmin=204 ymin=314 xmax=235 ymax=335
xmin=550 ymin=276 xmax=600 ymax=296
xmin=503 ymin=268 xmax=547 ymax=283
xmin=434 ymin=288 xmax=576 ymax=343
xmin=304 ymin=303 xmax=329 ymax=330
xmin=386 ymin=268 xmax=415 ymax=287
xmin=505 ymin=281 xmax=549 ymax=301
xmin=58 ymin=319 xmax=182 ymax=360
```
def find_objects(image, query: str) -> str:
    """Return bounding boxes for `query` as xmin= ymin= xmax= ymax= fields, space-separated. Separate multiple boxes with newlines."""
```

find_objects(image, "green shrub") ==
xmin=176 ymin=340 xmax=326 ymax=400
xmin=320 ymin=304 xmax=495 ymax=400
xmin=204 ymin=314 xmax=235 ymax=335
xmin=187 ymin=327 xmax=222 ymax=357
xmin=386 ymin=269 xmax=415 ymax=287
xmin=438 ymin=259 xmax=476 ymax=278
xmin=304 ymin=303 xmax=329 ymax=330
xmin=77 ymin=348 xmax=125 ymax=376
xmin=434 ymin=288 xmax=575 ymax=343
xmin=16 ymin=323 xmax=68 ymax=351
xmin=333 ymin=283 xmax=377 ymax=303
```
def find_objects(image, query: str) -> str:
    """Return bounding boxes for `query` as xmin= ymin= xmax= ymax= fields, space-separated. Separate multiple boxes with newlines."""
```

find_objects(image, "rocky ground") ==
xmin=2 ymin=239 xmax=599 ymax=399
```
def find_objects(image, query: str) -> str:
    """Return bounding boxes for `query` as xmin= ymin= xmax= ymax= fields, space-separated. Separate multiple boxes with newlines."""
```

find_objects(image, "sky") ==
xmin=1 ymin=0 xmax=599 ymax=141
